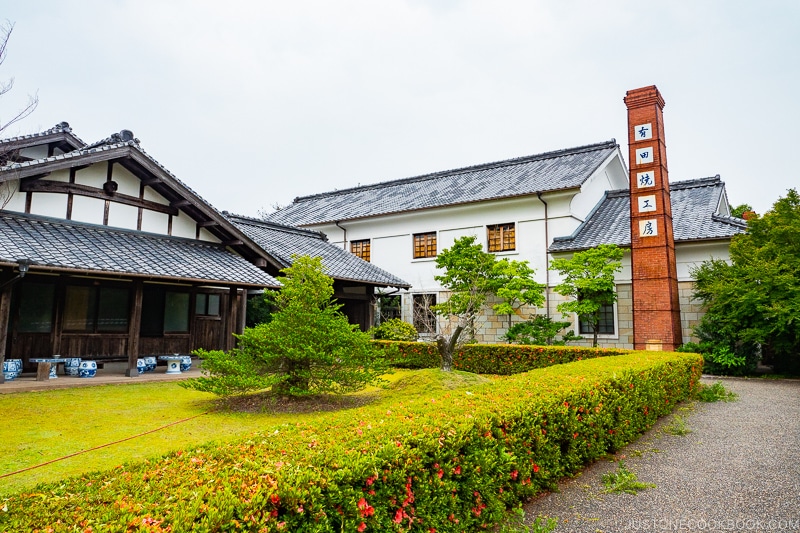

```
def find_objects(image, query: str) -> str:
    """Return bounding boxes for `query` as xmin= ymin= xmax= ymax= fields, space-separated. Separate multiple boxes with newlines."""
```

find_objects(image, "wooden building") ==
xmin=0 ymin=123 xmax=408 ymax=381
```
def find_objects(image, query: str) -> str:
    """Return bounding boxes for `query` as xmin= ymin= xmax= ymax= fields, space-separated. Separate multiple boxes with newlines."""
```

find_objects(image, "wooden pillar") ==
xmin=0 ymin=286 xmax=11 ymax=384
xmin=51 ymin=279 xmax=65 ymax=356
xmin=237 ymin=289 xmax=247 ymax=336
xmin=125 ymin=280 xmax=144 ymax=377
xmin=225 ymin=286 xmax=237 ymax=351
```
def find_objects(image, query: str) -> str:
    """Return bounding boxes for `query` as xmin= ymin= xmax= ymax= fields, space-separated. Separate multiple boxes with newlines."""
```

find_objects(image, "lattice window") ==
xmin=487 ymin=223 xmax=516 ymax=252
xmin=413 ymin=232 xmax=437 ymax=259
xmin=351 ymin=239 xmax=371 ymax=262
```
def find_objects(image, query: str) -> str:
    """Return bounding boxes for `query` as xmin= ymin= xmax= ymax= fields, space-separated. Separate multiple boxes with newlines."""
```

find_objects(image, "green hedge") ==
xmin=2 ymin=351 xmax=701 ymax=532
xmin=374 ymin=340 xmax=629 ymax=374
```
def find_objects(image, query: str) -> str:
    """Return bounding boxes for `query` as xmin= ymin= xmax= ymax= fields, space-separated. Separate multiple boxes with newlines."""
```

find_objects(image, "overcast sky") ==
xmin=3 ymin=1 xmax=798 ymax=216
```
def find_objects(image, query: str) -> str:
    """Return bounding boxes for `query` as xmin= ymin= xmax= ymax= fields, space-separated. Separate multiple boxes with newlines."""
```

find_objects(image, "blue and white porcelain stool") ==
xmin=65 ymin=358 xmax=82 ymax=377
xmin=78 ymin=360 xmax=97 ymax=378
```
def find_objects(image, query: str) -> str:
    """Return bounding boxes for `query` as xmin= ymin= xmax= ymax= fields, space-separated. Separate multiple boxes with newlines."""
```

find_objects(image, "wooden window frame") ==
xmin=351 ymin=239 xmax=371 ymax=262
xmin=413 ymin=232 xmax=437 ymax=259
xmin=487 ymin=223 xmax=516 ymax=252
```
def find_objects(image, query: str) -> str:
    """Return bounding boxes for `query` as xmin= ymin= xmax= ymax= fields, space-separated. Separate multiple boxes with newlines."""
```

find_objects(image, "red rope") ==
xmin=0 ymin=411 xmax=209 ymax=480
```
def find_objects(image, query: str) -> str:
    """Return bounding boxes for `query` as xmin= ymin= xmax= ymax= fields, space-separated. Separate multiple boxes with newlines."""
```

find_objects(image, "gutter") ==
xmin=537 ymin=193 xmax=550 ymax=318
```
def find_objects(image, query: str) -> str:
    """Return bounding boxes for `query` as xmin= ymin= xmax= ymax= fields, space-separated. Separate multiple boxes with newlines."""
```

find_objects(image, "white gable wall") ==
xmin=2 ymin=179 xmax=26 ymax=213
xmin=1 ymin=159 xmax=221 ymax=243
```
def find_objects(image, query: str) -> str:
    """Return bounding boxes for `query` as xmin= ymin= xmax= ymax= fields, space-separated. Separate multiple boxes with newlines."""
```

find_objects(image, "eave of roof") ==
xmin=267 ymin=139 xmax=620 ymax=226
xmin=549 ymin=176 xmax=747 ymax=253
xmin=0 ymin=212 xmax=279 ymax=287
xmin=0 ymin=134 xmax=286 ymax=270
xmin=228 ymin=213 xmax=411 ymax=288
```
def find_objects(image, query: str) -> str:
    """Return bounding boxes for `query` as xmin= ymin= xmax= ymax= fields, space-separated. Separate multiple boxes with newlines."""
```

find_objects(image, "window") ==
xmin=64 ymin=286 xmax=129 ymax=332
xmin=351 ymin=239 xmax=371 ymax=262
xmin=141 ymin=287 xmax=190 ymax=336
xmin=577 ymin=291 xmax=616 ymax=335
xmin=487 ymin=223 xmax=516 ymax=252
xmin=17 ymin=282 xmax=55 ymax=333
xmin=377 ymin=295 xmax=402 ymax=322
xmin=164 ymin=292 xmax=190 ymax=332
xmin=412 ymin=294 xmax=437 ymax=335
xmin=196 ymin=293 xmax=221 ymax=316
xmin=413 ymin=232 xmax=437 ymax=259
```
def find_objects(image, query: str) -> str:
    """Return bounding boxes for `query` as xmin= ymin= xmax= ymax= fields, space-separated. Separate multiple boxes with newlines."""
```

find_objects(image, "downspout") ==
xmin=0 ymin=259 xmax=31 ymax=291
xmin=335 ymin=221 xmax=347 ymax=250
xmin=536 ymin=193 xmax=550 ymax=318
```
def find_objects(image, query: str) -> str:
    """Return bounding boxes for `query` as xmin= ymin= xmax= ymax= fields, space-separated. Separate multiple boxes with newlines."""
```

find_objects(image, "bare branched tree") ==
xmin=0 ymin=21 xmax=38 ymax=135
xmin=0 ymin=21 xmax=38 ymax=210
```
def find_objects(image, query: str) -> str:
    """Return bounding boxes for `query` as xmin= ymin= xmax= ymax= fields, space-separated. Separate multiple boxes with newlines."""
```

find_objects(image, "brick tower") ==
xmin=624 ymin=85 xmax=682 ymax=351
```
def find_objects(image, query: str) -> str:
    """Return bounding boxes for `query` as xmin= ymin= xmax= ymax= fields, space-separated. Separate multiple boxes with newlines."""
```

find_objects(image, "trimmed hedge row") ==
xmin=2 ymin=351 xmax=702 ymax=532
xmin=374 ymin=340 xmax=629 ymax=374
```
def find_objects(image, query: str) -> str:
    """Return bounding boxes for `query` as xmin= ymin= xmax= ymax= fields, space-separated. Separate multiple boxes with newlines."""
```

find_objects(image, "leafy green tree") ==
xmin=549 ymin=244 xmax=625 ymax=347
xmin=491 ymin=259 xmax=546 ymax=328
xmin=432 ymin=236 xmax=543 ymax=371
xmin=730 ymin=203 xmax=753 ymax=218
xmin=183 ymin=255 xmax=388 ymax=396
xmin=692 ymin=189 xmax=800 ymax=374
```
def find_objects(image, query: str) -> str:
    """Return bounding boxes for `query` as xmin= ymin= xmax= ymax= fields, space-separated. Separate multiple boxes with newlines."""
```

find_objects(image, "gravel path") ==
xmin=523 ymin=377 xmax=800 ymax=532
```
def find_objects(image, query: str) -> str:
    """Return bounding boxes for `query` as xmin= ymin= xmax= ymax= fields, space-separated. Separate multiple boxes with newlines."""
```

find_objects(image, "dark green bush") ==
xmin=503 ymin=315 xmax=581 ymax=346
xmin=370 ymin=318 xmax=419 ymax=341
xmin=374 ymin=340 xmax=628 ymax=374
xmin=3 ymin=351 xmax=701 ymax=532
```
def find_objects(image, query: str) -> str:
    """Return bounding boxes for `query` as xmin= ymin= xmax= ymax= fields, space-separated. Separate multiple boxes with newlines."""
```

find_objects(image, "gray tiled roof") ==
xmin=0 ymin=121 xmax=86 ymax=147
xmin=228 ymin=214 xmax=410 ymax=288
xmin=0 ymin=212 xmax=279 ymax=287
xmin=267 ymin=140 xmax=620 ymax=226
xmin=549 ymin=176 xmax=747 ymax=252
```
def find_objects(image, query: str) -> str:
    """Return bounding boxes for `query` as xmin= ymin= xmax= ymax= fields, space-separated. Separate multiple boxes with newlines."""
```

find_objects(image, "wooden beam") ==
xmin=223 ymin=240 xmax=244 ymax=246
xmin=141 ymin=178 xmax=161 ymax=186
xmin=20 ymin=180 xmax=178 ymax=215
xmin=171 ymin=199 xmax=192 ymax=208
xmin=197 ymin=220 xmax=219 ymax=227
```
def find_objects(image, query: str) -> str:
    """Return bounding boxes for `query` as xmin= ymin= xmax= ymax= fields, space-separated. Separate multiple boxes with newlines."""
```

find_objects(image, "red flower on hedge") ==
xmin=358 ymin=522 xmax=367 ymax=532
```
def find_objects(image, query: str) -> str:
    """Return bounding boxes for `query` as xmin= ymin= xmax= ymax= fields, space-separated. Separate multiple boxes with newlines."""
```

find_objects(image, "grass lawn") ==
xmin=1 ymin=370 xmax=472 ymax=495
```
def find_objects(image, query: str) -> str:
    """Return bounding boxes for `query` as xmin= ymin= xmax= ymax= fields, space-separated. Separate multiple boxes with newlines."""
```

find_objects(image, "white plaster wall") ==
xmin=2 ymin=180 xmax=26 ymax=213
xmin=198 ymin=227 xmax=221 ymax=243
xmin=70 ymin=196 xmax=105 ymax=225
xmin=140 ymin=210 xmax=169 ymax=234
xmin=142 ymin=186 xmax=170 ymax=205
xmin=74 ymin=164 xmax=107 ymax=189
xmin=20 ymin=145 xmax=48 ymax=160
xmin=171 ymin=211 xmax=197 ymax=239
xmin=48 ymin=169 xmax=71 ymax=183
xmin=111 ymin=164 xmax=141 ymax=197
xmin=29 ymin=192 xmax=68 ymax=218
xmin=107 ymin=203 xmax=139 ymax=229
xmin=676 ymin=241 xmax=731 ymax=281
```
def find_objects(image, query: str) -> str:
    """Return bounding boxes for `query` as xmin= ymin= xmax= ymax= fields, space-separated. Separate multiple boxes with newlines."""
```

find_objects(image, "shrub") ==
xmin=375 ymin=340 xmax=628 ymax=375
xmin=676 ymin=339 xmax=757 ymax=377
xmin=184 ymin=256 xmax=388 ymax=397
xmin=3 ymin=351 xmax=702 ymax=532
xmin=370 ymin=318 xmax=419 ymax=341
xmin=503 ymin=315 xmax=581 ymax=346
